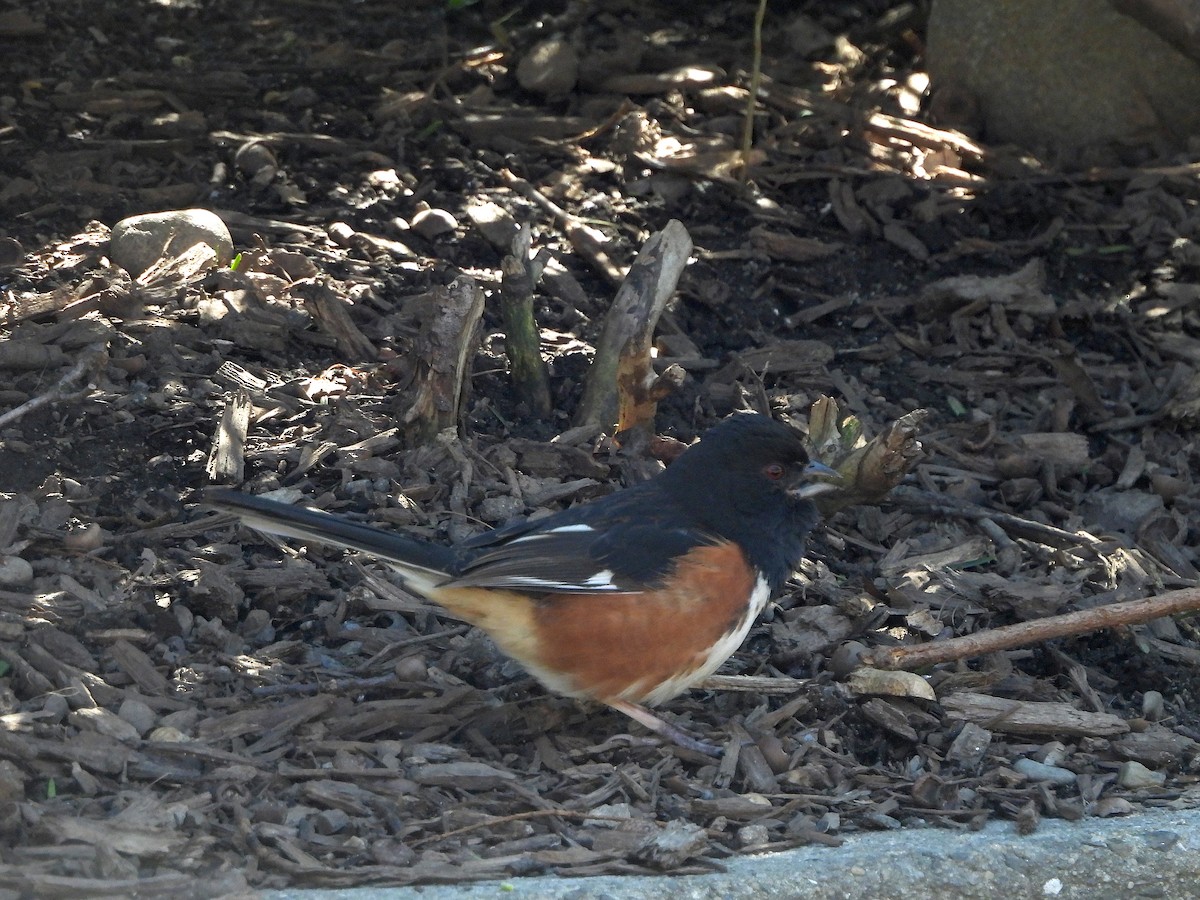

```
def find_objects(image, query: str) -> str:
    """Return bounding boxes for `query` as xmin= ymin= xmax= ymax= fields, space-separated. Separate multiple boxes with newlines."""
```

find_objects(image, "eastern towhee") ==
xmin=204 ymin=413 xmax=838 ymax=753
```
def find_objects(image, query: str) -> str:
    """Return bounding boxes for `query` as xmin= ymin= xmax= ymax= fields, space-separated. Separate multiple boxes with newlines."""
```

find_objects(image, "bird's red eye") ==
xmin=764 ymin=463 xmax=785 ymax=480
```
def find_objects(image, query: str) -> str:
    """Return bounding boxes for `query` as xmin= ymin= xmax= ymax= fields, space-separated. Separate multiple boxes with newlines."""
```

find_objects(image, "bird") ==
xmin=203 ymin=413 xmax=838 ymax=753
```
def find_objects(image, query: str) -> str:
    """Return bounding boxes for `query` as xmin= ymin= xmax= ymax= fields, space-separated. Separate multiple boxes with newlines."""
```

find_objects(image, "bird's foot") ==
xmin=606 ymin=699 xmax=723 ymax=757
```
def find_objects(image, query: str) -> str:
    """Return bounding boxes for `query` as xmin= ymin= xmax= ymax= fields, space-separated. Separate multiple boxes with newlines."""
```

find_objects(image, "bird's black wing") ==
xmin=449 ymin=486 xmax=720 ymax=593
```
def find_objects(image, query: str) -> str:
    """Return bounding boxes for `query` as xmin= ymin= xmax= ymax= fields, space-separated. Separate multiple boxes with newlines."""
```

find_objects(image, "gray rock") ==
xmin=927 ymin=0 xmax=1200 ymax=153
xmin=258 ymin=807 xmax=1200 ymax=900
xmin=109 ymin=208 xmax=234 ymax=277
xmin=1014 ymin=757 xmax=1077 ymax=786
xmin=410 ymin=208 xmax=458 ymax=240
xmin=517 ymin=37 xmax=578 ymax=96
xmin=0 ymin=555 xmax=32 ymax=587
xmin=1118 ymin=761 xmax=1167 ymax=790
xmin=477 ymin=495 xmax=524 ymax=524
xmin=117 ymin=698 xmax=157 ymax=737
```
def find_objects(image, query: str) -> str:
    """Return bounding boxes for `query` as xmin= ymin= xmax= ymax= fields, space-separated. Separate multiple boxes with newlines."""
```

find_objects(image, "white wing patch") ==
xmin=508 ymin=523 xmax=596 ymax=545
xmin=583 ymin=569 xmax=616 ymax=588
xmin=479 ymin=568 xmax=621 ymax=592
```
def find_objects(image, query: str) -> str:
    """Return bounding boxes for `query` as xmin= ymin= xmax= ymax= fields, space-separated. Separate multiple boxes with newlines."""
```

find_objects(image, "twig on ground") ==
xmin=891 ymin=485 xmax=1104 ymax=550
xmin=0 ymin=342 xmax=109 ymax=429
xmin=497 ymin=167 xmax=625 ymax=286
xmin=700 ymin=673 xmax=807 ymax=695
xmin=205 ymin=389 xmax=252 ymax=482
xmin=412 ymin=808 xmax=633 ymax=847
xmin=862 ymin=586 xmax=1200 ymax=671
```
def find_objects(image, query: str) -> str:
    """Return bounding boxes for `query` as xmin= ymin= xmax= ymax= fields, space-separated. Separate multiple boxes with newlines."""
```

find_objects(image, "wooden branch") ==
xmin=497 ymin=168 xmax=625 ymax=286
xmin=398 ymin=277 xmax=485 ymax=444
xmin=293 ymin=276 xmax=377 ymax=361
xmin=574 ymin=220 xmax=692 ymax=434
xmin=498 ymin=224 xmax=552 ymax=416
xmin=205 ymin=389 xmax=252 ymax=482
xmin=892 ymin=485 xmax=1104 ymax=550
xmin=699 ymin=673 xmax=806 ymax=695
xmin=0 ymin=342 xmax=107 ymax=428
xmin=940 ymin=692 xmax=1129 ymax=737
xmin=861 ymin=586 xmax=1200 ymax=671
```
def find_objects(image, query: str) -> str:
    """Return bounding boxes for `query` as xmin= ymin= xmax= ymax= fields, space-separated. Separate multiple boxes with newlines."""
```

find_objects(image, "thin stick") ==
xmin=862 ymin=586 xmax=1200 ymax=671
xmin=892 ymin=485 xmax=1102 ymax=550
xmin=739 ymin=0 xmax=769 ymax=181
xmin=0 ymin=342 xmax=107 ymax=428
xmin=700 ymin=673 xmax=806 ymax=694
xmin=497 ymin=168 xmax=624 ymax=286
xmin=411 ymin=808 xmax=631 ymax=847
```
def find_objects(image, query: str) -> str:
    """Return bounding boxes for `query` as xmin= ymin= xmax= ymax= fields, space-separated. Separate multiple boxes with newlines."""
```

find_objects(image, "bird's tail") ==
xmin=203 ymin=488 xmax=456 ymax=594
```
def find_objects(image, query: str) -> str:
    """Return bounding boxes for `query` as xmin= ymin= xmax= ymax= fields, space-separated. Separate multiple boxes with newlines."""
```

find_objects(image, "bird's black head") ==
xmin=658 ymin=413 xmax=829 ymax=587
xmin=661 ymin=413 xmax=815 ymax=494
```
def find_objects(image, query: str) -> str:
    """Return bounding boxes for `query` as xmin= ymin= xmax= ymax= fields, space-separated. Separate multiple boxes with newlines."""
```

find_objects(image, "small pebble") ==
xmin=160 ymin=708 xmax=199 ymax=734
xmin=410 ymin=208 xmax=458 ymax=239
xmin=0 ymin=236 xmax=24 ymax=269
xmin=234 ymin=140 xmax=277 ymax=177
xmin=173 ymin=604 xmax=194 ymax=637
xmin=1141 ymin=690 xmax=1165 ymax=721
xmin=63 ymin=523 xmax=107 ymax=552
xmin=0 ymin=556 xmax=32 ymax=587
xmin=1094 ymin=797 xmax=1136 ymax=817
xmin=240 ymin=608 xmax=275 ymax=642
xmin=828 ymin=641 xmax=866 ymax=679
xmin=313 ymin=809 xmax=351 ymax=835
xmin=393 ymin=655 xmax=428 ymax=681
xmin=737 ymin=824 xmax=770 ymax=847
xmin=1117 ymin=760 xmax=1166 ymax=790
xmin=327 ymin=221 xmax=357 ymax=246
xmin=71 ymin=762 xmax=101 ymax=796
xmin=148 ymin=726 xmax=190 ymax=743
xmin=1013 ymin=757 xmax=1076 ymax=785
xmin=478 ymin=495 xmax=524 ymax=523
xmin=1150 ymin=472 xmax=1187 ymax=501
xmin=1035 ymin=741 xmax=1068 ymax=767
xmin=42 ymin=694 xmax=70 ymax=722
xmin=516 ymin=37 xmax=578 ymax=95
xmin=118 ymin=697 xmax=158 ymax=736
xmin=946 ymin=722 xmax=992 ymax=768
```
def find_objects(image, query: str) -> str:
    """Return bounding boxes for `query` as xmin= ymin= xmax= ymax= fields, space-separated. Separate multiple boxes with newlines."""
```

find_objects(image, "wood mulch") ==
xmin=1 ymin=0 xmax=1199 ymax=894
